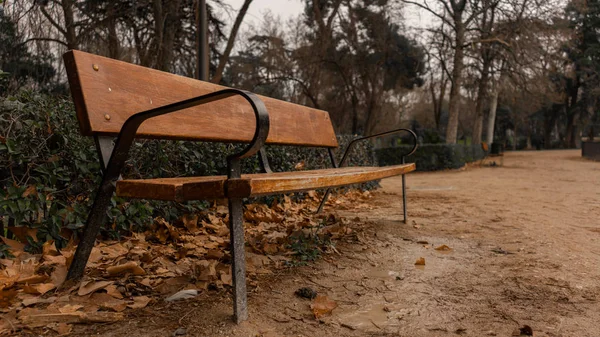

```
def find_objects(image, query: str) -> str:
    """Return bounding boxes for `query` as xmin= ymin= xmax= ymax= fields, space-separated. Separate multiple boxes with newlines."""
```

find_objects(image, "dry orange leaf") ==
xmin=43 ymin=241 xmax=60 ymax=257
xmin=23 ymin=283 xmax=55 ymax=295
xmin=7 ymin=227 xmax=38 ymax=243
xmin=105 ymin=285 xmax=124 ymax=299
xmin=311 ymin=295 xmax=337 ymax=318
xmin=0 ymin=237 xmax=25 ymax=256
xmin=58 ymin=304 xmax=84 ymax=314
xmin=415 ymin=257 xmax=426 ymax=266
xmin=16 ymin=274 xmax=48 ymax=285
xmin=435 ymin=245 xmax=452 ymax=251
xmin=51 ymin=265 xmax=68 ymax=288
xmin=77 ymin=280 xmax=113 ymax=296
xmin=52 ymin=322 xmax=72 ymax=335
xmin=91 ymin=293 xmax=127 ymax=312
xmin=127 ymin=296 xmax=151 ymax=309
xmin=0 ymin=289 xmax=18 ymax=308
xmin=106 ymin=261 xmax=145 ymax=276
xmin=22 ymin=185 xmax=37 ymax=198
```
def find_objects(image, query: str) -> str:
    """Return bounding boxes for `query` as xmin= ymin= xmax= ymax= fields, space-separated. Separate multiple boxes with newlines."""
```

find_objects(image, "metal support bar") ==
xmin=316 ymin=148 xmax=338 ymax=213
xmin=226 ymin=158 xmax=248 ymax=323
xmin=316 ymin=129 xmax=418 ymax=214
xmin=401 ymin=156 xmax=407 ymax=224
xmin=94 ymin=136 xmax=115 ymax=172
xmin=67 ymin=89 xmax=270 ymax=282
xmin=258 ymin=148 xmax=273 ymax=173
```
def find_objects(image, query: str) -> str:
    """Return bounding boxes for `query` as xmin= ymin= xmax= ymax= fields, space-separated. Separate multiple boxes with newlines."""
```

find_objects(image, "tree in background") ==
xmin=0 ymin=8 xmax=55 ymax=93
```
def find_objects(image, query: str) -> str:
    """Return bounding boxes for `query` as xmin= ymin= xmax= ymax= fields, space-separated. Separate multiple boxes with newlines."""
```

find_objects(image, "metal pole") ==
xmin=197 ymin=0 xmax=209 ymax=81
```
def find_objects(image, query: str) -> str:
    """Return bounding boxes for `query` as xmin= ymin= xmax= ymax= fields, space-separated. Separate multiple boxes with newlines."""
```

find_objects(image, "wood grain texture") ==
xmin=116 ymin=164 xmax=416 ymax=200
xmin=64 ymin=50 xmax=338 ymax=147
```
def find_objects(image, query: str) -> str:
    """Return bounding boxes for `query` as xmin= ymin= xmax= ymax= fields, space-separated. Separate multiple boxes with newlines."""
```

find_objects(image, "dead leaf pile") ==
xmin=0 ymin=190 xmax=367 ymax=335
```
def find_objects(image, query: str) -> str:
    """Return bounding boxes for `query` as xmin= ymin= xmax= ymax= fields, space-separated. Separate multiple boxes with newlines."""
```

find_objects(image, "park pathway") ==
xmin=75 ymin=150 xmax=600 ymax=337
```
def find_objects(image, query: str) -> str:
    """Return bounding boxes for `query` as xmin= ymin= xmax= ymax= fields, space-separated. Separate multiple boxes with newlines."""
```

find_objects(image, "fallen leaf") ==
xmin=99 ymin=244 xmax=129 ymax=259
xmin=23 ymin=283 xmax=55 ymax=295
xmin=311 ymin=295 xmax=337 ymax=318
xmin=91 ymin=293 xmax=127 ymax=312
xmin=43 ymin=241 xmax=60 ymax=257
xmin=51 ymin=322 xmax=72 ymax=335
xmin=77 ymin=280 xmax=113 ymax=296
xmin=7 ymin=227 xmax=38 ymax=243
xmin=0 ymin=289 xmax=18 ymax=308
xmin=16 ymin=274 xmax=48 ymax=285
xmin=0 ymin=237 xmax=25 ymax=256
xmin=105 ymin=285 xmax=124 ymax=299
xmin=435 ymin=245 xmax=452 ymax=251
xmin=128 ymin=295 xmax=151 ymax=309
xmin=58 ymin=304 xmax=84 ymax=313
xmin=219 ymin=270 xmax=232 ymax=286
xmin=415 ymin=257 xmax=426 ymax=266
xmin=165 ymin=289 xmax=198 ymax=302
xmin=182 ymin=214 xmax=198 ymax=232
xmin=51 ymin=265 xmax=68 ymax=288
xmin=22 ymin=296 xmax=57 ymax=307
xmin=106 ymin=261 xmax=145 ymax=276
xmin=0 ymin=309 xmax=17 ymax=335
xmin=22 ymin=185 xmax=37 ymax=198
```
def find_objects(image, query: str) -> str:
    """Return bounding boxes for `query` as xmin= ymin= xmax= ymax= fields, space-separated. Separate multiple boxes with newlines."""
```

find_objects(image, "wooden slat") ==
xmin=116 ymin=164 xmax=416 ymax=201
xmin=63 ymin=50 xmax=338 ymax=147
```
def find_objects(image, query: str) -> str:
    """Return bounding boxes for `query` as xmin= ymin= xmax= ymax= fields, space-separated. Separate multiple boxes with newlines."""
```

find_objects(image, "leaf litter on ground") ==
xmin=0 ymin=189 xmax=371 ymax=334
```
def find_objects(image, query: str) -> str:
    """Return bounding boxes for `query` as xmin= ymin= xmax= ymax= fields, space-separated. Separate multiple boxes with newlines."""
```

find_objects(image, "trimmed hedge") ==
xmin=0 ymin=92 xmax=376 ymax=245
xmin=376 ymin=144 xmax=486 ymax=171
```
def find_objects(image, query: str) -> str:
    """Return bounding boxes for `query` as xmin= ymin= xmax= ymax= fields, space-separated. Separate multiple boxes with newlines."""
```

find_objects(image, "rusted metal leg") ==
xmin=229 ymin=197 xmax=248 ymax=323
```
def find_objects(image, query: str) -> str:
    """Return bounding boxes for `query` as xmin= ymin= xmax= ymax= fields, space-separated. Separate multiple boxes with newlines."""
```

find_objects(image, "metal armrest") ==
xmin=67 ymin=89 xmax=269 ymax=281
xmin=101 ymin=89 xmax=269 ymax=184
xmin=338 ymin=128 xmax=418 ymax=167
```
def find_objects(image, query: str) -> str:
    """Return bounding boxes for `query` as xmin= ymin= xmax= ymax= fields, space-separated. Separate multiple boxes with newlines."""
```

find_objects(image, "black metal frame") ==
xmin=66 ymin=89 xmax=269 ymax=324
xmin=316 ymin=128 xmax=418 ymax=224
xmin=67 ymin=89 xmax=419 ymax=323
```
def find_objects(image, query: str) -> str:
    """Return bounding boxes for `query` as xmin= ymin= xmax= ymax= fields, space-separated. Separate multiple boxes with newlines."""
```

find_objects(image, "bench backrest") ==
xmin=63 ymin=50 xmax=338 ymax=148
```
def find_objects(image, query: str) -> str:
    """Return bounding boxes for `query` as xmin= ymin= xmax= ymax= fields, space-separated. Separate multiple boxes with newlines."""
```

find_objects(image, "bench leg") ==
xmin=229 ymin=197 xmax=248 ymax=323
xmin=402 ymin=173 xmax=407 ymax=224
xmin=67 ymin=182 xmax=115 ymax=280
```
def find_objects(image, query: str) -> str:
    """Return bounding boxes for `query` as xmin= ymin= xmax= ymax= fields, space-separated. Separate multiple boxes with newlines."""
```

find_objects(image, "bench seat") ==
xmin=117 ymin=163 xmax=416 ymax=201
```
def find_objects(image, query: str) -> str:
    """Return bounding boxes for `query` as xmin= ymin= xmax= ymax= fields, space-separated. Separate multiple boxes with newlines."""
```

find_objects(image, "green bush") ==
xmin=0 ymin=91 xmax=376 ymax=244
xmin=376 ymin=143 xmax=485 ymax=171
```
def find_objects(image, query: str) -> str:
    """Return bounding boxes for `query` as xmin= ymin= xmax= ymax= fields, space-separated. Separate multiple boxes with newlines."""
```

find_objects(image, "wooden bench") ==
xmin=62 ymin=50 xmax=417 ymax=323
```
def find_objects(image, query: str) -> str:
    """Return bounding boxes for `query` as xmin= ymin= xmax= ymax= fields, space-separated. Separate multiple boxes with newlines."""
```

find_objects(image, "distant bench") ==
xmin=62 ymin=50 xmax=418 ymax=323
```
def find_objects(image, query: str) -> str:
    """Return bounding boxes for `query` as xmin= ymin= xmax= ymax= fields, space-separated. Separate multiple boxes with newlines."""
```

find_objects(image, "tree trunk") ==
xmin=154 ymin=0 xmax=181 ymax=71
xmin=430 ymin=75 xmax=447 ymax=131
xmin=486 ymin=86 xmax=499 ymax=145
xmin=61 ymin=0 xmax=78 ymax=49
xmin=107 ymin=2 xmax=120 ymax=59
xmin=211 ymin=0 xmax=253 ymax=84
xmin=472 ymin=57 xmax=490 ymax=145
xmin=445 ymin=21 xmax=465 ymax=144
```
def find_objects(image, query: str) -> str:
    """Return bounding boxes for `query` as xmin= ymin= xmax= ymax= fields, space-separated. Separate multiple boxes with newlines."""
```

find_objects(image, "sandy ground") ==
xmin=71 ymin=150 xmax=599 ymax=337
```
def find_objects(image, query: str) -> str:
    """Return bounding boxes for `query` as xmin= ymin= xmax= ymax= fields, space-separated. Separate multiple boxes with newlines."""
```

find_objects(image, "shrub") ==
xmin=0 ymin=91 xmax=377 ymax=244
xmin=376 ymin=143 xmax=486 ymax=171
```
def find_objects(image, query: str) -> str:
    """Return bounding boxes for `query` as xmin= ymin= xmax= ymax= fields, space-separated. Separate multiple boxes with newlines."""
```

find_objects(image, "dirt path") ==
xmin=74 ymin=150 xmax=600 ymax=337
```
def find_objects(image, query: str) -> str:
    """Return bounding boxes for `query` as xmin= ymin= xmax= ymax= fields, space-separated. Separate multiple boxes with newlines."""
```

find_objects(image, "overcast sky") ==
xmin=223 ymin=0 xmax=305 ymax=28
xmin=222 ymin=0 xmax=432 ymax=33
